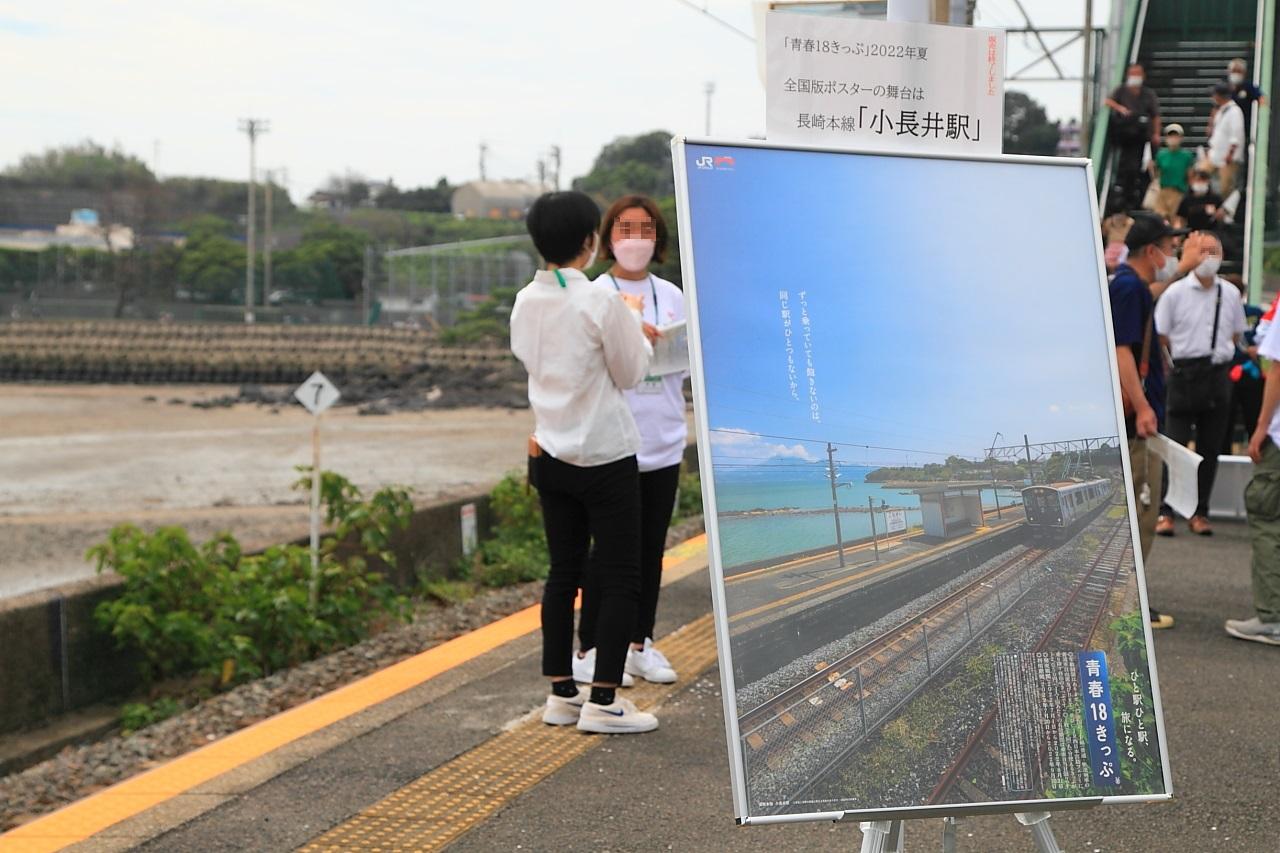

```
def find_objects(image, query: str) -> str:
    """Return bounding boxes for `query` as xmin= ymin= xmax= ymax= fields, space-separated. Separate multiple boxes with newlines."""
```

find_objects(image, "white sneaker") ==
xmin=543 ymin=688 xmax=586 ymax=726
xmin=625 ymin=638 xmax=677 ymax=684
xmin=576 ymin=697 xmax=659 ymax=734
xmin=1225 ymin=616 xmax=1280 ymax=646
xmin=571 ymin=647 xmax=635 ymax=687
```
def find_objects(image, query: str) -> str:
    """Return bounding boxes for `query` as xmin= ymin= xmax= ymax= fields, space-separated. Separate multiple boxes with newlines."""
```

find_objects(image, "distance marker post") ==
xmin=294 ymin=371 xmax=341 ymax=610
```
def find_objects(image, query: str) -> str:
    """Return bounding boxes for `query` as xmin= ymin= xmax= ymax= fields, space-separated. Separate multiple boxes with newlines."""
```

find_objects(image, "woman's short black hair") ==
xmin=526 ymin=191 xmax=600 ymax=265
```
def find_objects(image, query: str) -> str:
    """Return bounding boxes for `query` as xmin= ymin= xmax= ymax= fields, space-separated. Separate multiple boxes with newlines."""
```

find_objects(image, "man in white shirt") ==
xmin=1208 ymin=82 xmax=1246 ymax=197
xmin=1233 ymin=313 xmax=1280 ymax=645
xmin=1153 ymin=232 xmax=1246 ymax=535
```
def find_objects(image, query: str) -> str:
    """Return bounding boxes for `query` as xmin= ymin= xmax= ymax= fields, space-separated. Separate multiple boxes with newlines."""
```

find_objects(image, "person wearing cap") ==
xmin=1209 ymin=82 xmax=1246 ymax=197
xmin=1104 ymin=63 xmax=1161 ymax=213
xmin=1151 ymin=123 xmax=1195 ymax=220
xmin=1225 ymin=58 xmax=1266 ymax=140
xmin=1110 ymin=213 xmax=1208 ymax=630
xmin=1153 ymin=232 xmax=1245 ymax=537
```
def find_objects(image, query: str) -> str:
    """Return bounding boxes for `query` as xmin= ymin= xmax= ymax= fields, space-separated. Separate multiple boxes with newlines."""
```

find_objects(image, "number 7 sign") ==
xmin=294 ymin=371 xmax=340 ymax=415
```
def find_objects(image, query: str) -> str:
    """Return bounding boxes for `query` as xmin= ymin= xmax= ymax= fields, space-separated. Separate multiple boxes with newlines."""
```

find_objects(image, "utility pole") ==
xmin=826 ymin=442 xmax=846 ymax=567
xmin=704 ymin=81 xmax=716 ymax=135
xmin=238 ymin=118 xmax=269 ymax=323
xmin=989 ymin=431 xmax=1004 ymax=520
xmin=478 ymin=142 xmax=488 ymax=181
xmin=550 ymin=145 xmax=562 ymax=190
xmin=868 ymin=496 xmax=880 ymax=562
xmin=1024 ymin=434 xmax=1036 ymax=485
xmin=537 ymin=159 xmax=547 ymax=191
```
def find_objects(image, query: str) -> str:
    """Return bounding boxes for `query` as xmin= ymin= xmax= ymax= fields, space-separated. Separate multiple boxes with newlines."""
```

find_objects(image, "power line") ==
xmin=671 ymin=0 xmax=755 ymax=42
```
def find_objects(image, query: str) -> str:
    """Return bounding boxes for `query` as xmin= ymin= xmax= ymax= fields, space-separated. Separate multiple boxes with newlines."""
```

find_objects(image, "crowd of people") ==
xmin=1105 ymin=57 xmax=1264 ymax=243
xmin=1110 ymin=210 xmax=1280 ymax=644
xmin=510 ymin=190 xmax=686 ymax=734
xmin=1102 ymin=55 xmax=1277 ymax=644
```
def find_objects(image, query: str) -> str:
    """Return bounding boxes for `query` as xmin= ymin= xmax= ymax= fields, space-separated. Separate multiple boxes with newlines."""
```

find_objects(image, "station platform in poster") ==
xmin=1 ymin=525 xmax=1275 ymax=853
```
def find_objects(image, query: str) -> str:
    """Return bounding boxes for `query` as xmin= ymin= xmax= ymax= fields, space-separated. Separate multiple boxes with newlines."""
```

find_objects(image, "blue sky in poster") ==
xmin=681 ymin=143 xmax=1119 ymax=471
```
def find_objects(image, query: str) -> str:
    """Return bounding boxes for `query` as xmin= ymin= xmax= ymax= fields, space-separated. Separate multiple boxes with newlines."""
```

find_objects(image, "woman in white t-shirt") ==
xmin=573 ymin=195 xmax=688 ymax=685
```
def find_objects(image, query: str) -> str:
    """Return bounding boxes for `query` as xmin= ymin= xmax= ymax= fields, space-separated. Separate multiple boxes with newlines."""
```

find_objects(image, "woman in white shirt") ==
xmin=573 ymin=195 xmax=687 ymax=686
xmin=509 ymin=191 xmax=659 ymax=734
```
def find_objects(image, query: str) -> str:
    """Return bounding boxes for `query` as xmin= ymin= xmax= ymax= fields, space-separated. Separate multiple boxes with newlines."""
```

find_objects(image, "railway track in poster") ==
xmin=743 ymin=514 xmax=1128 ymax=814
xmin=927 ymin=520 xmax=1131 ymax=805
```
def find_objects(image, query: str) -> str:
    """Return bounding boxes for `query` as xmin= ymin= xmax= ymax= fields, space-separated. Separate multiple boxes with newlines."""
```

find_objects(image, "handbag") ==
xmin=1167 ymin=284 xmax=1228 ymax=415
xmin=1141 ymin=177 xmax=1161 ymax=211
xmin=1123 ymin=307 xmax=1153 ymax=420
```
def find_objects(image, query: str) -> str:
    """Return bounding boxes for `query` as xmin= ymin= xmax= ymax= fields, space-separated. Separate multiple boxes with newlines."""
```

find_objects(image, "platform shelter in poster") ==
xmin=673 ymin=138 xmax=1172 ymax=824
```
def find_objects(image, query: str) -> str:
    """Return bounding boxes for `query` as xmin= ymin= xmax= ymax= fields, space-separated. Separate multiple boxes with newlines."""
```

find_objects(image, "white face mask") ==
xmin=582 ymin=234 xmax=599 ymax=269
xmin=1197 ymin=255 xmax=1222 ymax=279
xmin=1229 ymin=72 xmax=1245 ymax=85
xmin=1127 ymin=75 xmax=1144 ymax=88
xmin=1154 ymin=247 xmax=1179 ymax=282
xmin=612 ymin=238 xmax=655 ymax=273
xmin=1191 ymin=181 xmax=1209 ymax=196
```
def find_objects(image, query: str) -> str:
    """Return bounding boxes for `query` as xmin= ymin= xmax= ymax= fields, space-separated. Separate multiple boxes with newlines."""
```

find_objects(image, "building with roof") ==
xmin=450 ymin=181 xmax=542 ymax=220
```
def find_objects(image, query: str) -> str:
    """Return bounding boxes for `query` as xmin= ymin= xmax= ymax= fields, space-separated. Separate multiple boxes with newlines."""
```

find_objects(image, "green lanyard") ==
xmin=608 ymin=274 xmax=657 ymax=324
xmin=553 ymin=269 xmax=567 ymax=288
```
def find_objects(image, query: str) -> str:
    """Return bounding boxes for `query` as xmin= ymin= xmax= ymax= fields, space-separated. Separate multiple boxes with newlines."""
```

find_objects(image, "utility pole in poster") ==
xmin=294 ymin=371 xmax=341 ymax=610
xmin=825 ymin=442 xmax=846 ymax=567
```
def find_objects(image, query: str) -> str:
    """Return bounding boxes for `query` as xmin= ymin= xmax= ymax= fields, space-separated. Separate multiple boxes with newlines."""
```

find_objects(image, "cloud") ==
xmin=710 ymin=428 xmax=817 ymax=462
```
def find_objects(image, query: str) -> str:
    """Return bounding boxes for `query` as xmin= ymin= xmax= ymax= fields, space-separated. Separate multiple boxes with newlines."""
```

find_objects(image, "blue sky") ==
xmin=683 ymin=143 xmax=1119 ymax=468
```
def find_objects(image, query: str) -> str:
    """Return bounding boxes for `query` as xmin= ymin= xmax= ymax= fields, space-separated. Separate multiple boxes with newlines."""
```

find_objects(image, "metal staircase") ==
xmin=1092 ymin=0 xmax=1274 ymax=298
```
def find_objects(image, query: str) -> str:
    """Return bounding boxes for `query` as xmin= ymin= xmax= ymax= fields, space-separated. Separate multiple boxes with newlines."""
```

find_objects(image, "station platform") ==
xmin=1 ymin=522 xmax=1276 ymax=852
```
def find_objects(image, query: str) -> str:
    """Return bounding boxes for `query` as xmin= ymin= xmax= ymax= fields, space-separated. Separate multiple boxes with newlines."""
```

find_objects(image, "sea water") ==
xmin=710 ymin=467 xmax=1020 ymax=569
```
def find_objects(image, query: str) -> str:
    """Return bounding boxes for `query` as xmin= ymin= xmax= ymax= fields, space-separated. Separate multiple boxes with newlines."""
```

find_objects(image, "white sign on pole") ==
xmin=885 ymin=508 xmax=907 ymax=533
xmin=295 ymin=371 xmax=341 ymax=415
xmin=294 ymin=370 xmax=340 ymax=610
xmin=460 ymin=503 xmax=478 ymax=556
xmin=765 ymin=12 xmax=1005 ymax=155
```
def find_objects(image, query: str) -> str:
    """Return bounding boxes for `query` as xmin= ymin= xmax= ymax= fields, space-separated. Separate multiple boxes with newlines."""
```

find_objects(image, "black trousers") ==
xmin=1221 ymin=375 xmax=1264 ymax=455
xmin=1112 ymin=141 xmax=1148 ymax=213
xmin=578 ymin=463 xmax=681 ymax=651
xmin=1161 ymin=376 xmax=1233 ymax=518
xmin=534 ymin=453 xmax=640 ymax=685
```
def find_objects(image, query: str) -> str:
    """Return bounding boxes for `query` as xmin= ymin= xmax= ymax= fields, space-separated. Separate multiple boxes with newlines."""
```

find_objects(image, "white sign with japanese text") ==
xmin=766 ymin=12 xmax=1005 ymax=155
xmin=885 ymin=508 xmax=907 ymax=533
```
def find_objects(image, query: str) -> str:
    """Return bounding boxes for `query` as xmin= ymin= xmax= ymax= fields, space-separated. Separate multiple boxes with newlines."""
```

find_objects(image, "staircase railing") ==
xmin=1092 ymin=0 xmax=1149 ymax=198
xmin=1246 ymin=0 xmax=1275 ymax=303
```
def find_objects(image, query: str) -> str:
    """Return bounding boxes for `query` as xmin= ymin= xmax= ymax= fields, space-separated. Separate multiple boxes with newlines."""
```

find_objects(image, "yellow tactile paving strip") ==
xmin=300 ymin=613 xmax=719 ymax=853
xmin=0 ymin=536 xmax=708 ymax=853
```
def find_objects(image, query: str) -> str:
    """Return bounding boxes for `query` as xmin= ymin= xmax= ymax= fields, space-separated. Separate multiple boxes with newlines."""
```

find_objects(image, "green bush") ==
xmin=471 ymin=472 xmax=550 ymax=587
xmin=674 ymin=470 xmax=702 ymax=522
xmin=91 ymin=471 xmax=412 ymax=687
xmin=120 ymin=697 xmax=184 ymax=734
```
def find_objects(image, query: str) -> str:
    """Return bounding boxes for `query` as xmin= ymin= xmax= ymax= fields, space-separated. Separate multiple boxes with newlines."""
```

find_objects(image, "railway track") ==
xmin=738 ymin=543 xmax=1047 ymax=742
xmin=927 ymin=518 xmax=1131 ymax=805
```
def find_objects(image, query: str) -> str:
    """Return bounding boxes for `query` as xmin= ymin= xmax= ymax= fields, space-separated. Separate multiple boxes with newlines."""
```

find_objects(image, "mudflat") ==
xmin=0 ymin=384 xmax=534 ymax=598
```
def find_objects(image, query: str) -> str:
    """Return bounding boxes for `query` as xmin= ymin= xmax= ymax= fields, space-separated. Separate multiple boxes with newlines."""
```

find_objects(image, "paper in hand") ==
xmin=1147 ymin=434 xmax=1203 ymax=519
xmin=648 ymin=319 xmax=689 ymax=377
